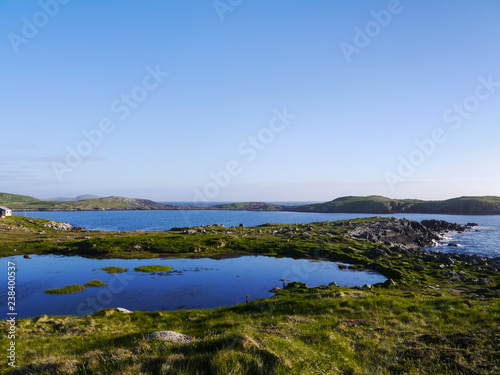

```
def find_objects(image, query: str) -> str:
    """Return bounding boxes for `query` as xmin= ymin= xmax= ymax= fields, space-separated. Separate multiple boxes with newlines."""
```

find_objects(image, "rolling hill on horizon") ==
xmin=0 ymin=193 xmax=176 ymax=211
xmin=290 ymin=195 xmax=500 ymax=215
xmin=1 ymin=192 xmax=500 ymax=215
xmin=49 ymin=194 xmax=104 ymax=202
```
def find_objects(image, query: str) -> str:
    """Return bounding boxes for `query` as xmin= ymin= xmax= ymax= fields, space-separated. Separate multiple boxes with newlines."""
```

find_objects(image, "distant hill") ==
xmin=1 ymin=196 xmax=179 ymax=211
xmin=58 ymin=196 xmax=172 ymax=210
xmin=291 ymin=196 xmax=500 ymax=215
xmin=2 ymin=192 xmax=500 ymax=215
xmin=0 ymin=192 xmax=44 ymax=205
xmin=0 ymin=192 xmax=290 ymax=212
xmin=405 ymin=196 xmax=500 ymax=215
xmin=0 ymin=192 xmax=59 ymax=209
xmin=76 ymin=194 xmax=102 ymax=201
xmin=0 ymin=193 xmax=168 ymax=210
xmin=212 ymin=202 xmax=287 ymax=211
xmin=51 ymin=194 xmax=103 ymax=202
xmin=290 ymin=196 xmax=412 ymax=214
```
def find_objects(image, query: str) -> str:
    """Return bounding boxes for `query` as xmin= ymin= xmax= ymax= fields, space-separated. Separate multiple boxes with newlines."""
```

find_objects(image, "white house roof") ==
xmin=0 ymin=206 xmax=11 ymax=211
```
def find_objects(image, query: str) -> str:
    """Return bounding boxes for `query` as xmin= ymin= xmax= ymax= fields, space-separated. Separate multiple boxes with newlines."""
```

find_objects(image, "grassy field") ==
xmin=0 ymin=216 xmax=499 ymax=374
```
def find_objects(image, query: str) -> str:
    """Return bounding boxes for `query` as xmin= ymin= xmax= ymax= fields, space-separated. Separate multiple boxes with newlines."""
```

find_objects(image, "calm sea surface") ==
xmin=22 ymin=210 xmax=500 ymax=257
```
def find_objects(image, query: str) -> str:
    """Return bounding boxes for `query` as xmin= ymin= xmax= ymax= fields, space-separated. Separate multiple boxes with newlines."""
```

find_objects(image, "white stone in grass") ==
xmin=146 ymin=331 xmax=193 ymax=344
xmin=116 ymin=307 xmax=133 ymax=314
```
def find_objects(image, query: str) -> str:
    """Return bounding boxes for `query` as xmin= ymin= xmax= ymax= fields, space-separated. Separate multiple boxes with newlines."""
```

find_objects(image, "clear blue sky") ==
xmin=1 ymin=0 xmax=499 ymax=202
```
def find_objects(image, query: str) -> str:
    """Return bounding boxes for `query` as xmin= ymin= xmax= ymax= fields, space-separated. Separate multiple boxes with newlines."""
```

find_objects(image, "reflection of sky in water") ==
xmin=0 ymin=255 xmax=386 ymax=318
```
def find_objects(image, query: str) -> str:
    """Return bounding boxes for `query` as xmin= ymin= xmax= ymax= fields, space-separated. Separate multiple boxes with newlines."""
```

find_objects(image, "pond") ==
xmin=2 ymin=255 xmax=386 ymax=318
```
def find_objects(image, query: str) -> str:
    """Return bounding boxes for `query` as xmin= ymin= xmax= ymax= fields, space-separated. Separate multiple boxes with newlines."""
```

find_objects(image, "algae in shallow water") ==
xmin=133 ymin=265 xmax=173 ymax=272
xmin=44 ymin=284 xmax=87 ymax=295
xmin=84 ymin=280 xmax=108 ymax=288
xmin=101 ymin=266 xmax=129 ymax=274
xmin=45 ymin=280 xmax=107 ymax=294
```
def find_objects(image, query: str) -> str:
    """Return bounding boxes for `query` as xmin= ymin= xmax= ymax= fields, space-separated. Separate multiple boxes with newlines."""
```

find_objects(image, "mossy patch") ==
xmin=133 ymin=265 xmax=173 ymax=272
xmin=101 ymin=266 xmax=128 ymax=274
xmin=44 ymin=284 xmax=87 ymax=295
xmin=84 ymin=280 xmax=107 ymax=288
xmin=45 ymin=280 xmax=107 ymax=294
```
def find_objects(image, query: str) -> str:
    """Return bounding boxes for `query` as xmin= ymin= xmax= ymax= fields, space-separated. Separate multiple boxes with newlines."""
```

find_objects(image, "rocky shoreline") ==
xmin=347 ymin=218 xmax=472 ymax=250
xmin=347 ymin=217 xmax=499 ymax=284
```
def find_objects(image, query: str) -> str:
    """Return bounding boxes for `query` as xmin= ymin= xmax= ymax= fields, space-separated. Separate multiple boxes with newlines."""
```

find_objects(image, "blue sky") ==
xmin=1 ymin=0 xmax=499 ymax=202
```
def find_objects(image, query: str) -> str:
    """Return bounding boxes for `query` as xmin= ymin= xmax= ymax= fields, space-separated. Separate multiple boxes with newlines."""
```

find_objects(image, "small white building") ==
xmin=0 ymin=206 xmax=12 ymax=218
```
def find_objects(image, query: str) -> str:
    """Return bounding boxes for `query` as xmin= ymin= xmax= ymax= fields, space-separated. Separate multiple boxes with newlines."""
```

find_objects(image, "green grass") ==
xmin=6 ymin=285 xmax=499 ymax=374
xmin=101 ymin=266 xmax=129 ymax=274
xmin=134 ymin=265 xmax=174 ymax=272
xmin=44 ymin=284 xmax=87 ymax=295
xmin=84 ymin=280 xmax=107 ymax=288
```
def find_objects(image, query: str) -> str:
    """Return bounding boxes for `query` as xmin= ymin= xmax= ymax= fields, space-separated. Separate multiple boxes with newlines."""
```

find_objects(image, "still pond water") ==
xmin=2 ymin=255 xmax=386 ymax=318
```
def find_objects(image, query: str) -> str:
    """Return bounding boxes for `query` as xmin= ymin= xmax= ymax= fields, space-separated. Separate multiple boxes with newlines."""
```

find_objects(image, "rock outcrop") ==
xmin=347 ymin=218 xmax=500 ymax=276
xmin=347 ymin=218 xmax=462 ymax=249
xmin=420 ymin=219 xmax=467 ymax=233
xmin=116 ymin=307 xmax=132 ymax=314
xmin=43 ymin=221 xmax=76 ymax=231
